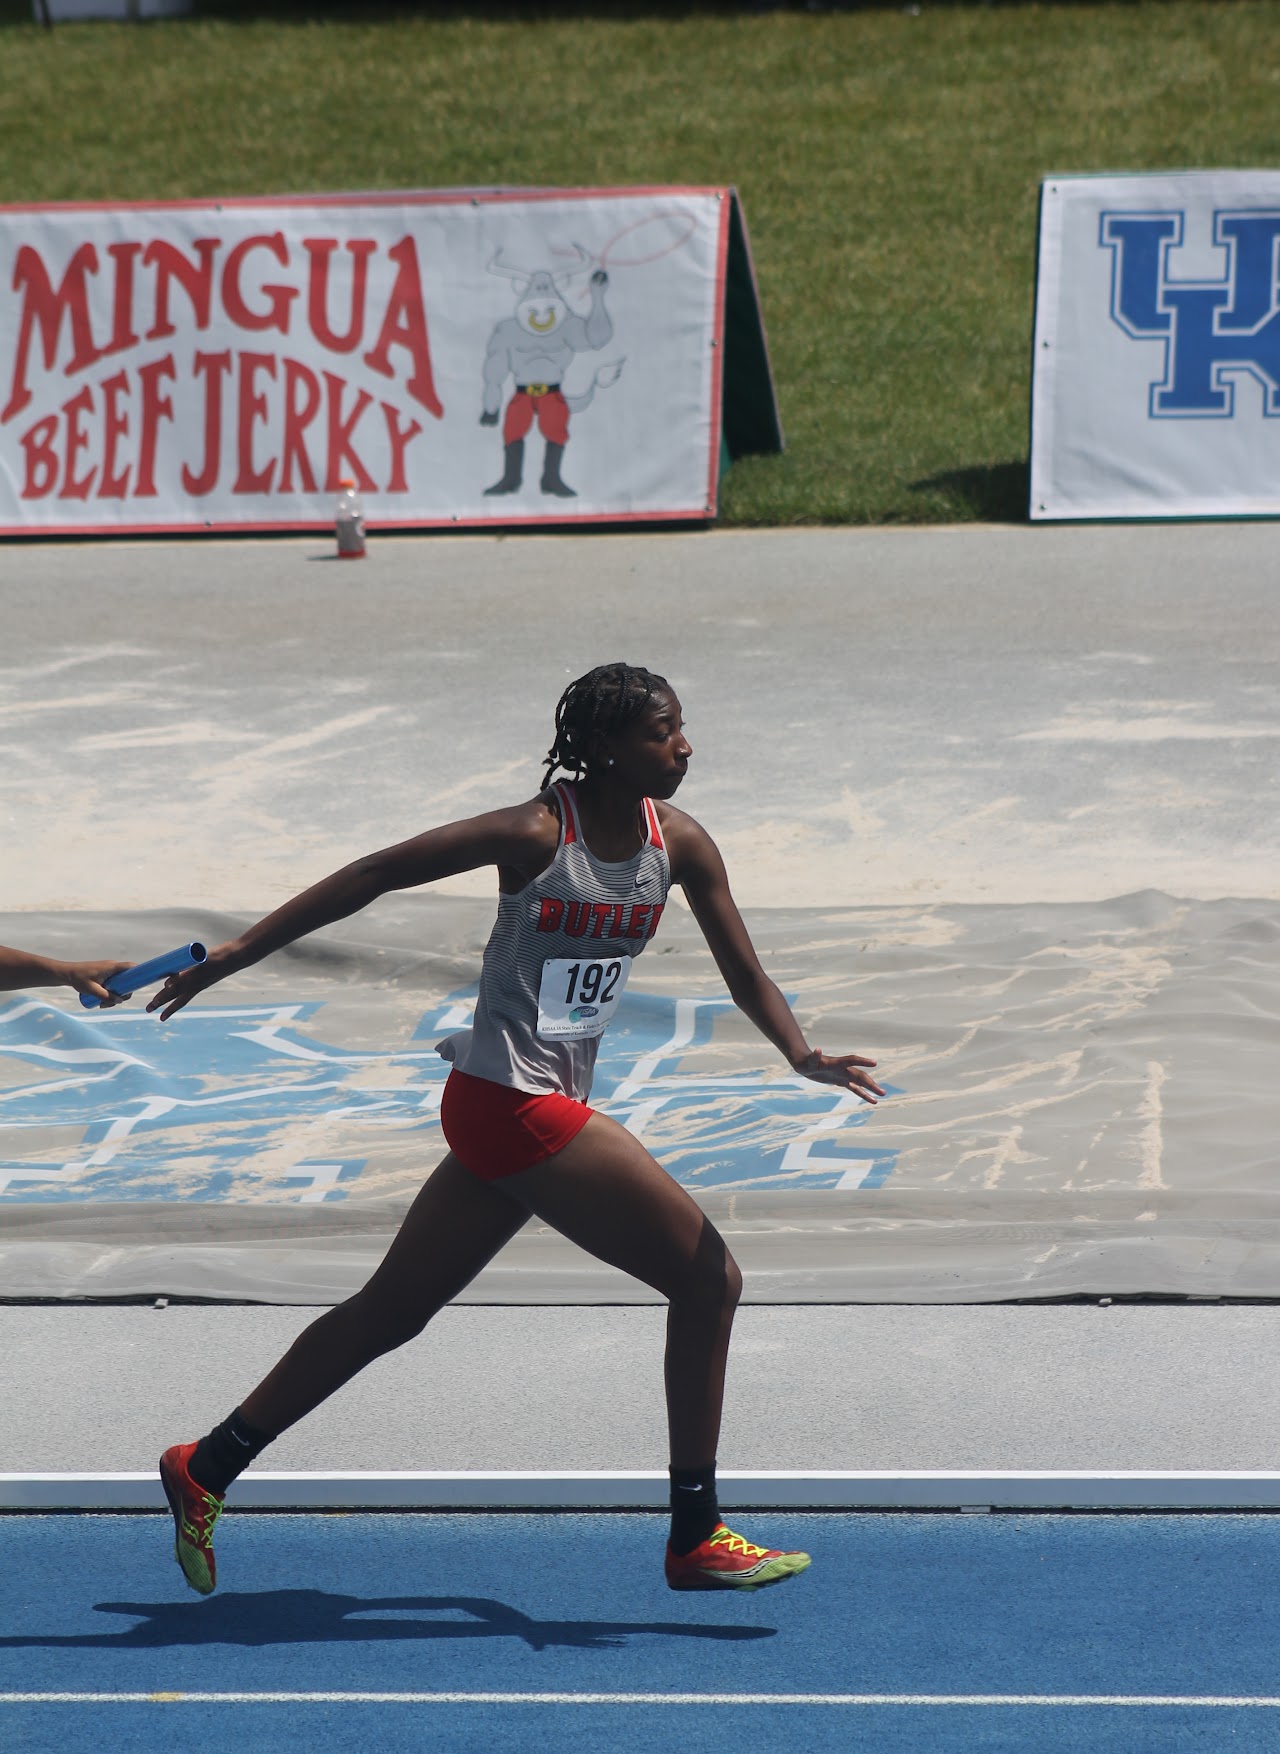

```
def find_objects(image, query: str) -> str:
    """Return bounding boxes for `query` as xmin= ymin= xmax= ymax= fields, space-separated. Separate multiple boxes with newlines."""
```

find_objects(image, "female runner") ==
xmin=151 ymin=663 xmax=884 ymax=1596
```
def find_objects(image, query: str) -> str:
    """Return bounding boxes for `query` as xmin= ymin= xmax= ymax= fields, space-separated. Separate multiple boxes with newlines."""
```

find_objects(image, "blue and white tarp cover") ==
xmin=0 ymin=985 xmax=894 ymax=1205
xmin=4 ymin=893 xmax=1280 ymax=1301
xmin=1030 ymin=171 xmax=1280 ymax=520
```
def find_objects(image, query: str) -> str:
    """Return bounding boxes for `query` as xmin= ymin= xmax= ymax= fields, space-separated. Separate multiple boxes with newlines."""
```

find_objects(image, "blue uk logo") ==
xmin=0 ymin=988 xmax=898 ymax=1201
xmin=1099 ymin=208 xmax=1280 ymax=417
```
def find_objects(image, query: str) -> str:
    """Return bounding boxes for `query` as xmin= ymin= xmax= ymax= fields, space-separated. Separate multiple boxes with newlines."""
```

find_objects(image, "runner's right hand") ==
xmin=147 ymin=945 xmax=236 ymax=1021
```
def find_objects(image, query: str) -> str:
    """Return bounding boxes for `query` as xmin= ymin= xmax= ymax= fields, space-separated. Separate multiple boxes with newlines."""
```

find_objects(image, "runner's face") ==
xmin=610 ymin=691 xmax=691 ymax=797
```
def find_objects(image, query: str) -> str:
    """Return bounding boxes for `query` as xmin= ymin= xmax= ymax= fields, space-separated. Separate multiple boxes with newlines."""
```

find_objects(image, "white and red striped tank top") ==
xmin=437 ymin=780 xmax=671 ymax=1101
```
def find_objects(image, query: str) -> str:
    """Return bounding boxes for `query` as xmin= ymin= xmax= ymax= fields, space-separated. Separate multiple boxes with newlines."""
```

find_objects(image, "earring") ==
xmin=607 ymin=757 xmax=615 ymax=768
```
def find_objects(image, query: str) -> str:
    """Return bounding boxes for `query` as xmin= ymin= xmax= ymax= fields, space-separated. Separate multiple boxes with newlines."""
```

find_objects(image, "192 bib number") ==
xmin=536 ymin=956 xmax=631 ymax=1040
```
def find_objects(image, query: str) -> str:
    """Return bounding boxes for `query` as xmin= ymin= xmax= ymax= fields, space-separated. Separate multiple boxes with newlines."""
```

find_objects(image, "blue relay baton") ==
xmin=79 ymin=942 xmax=208 ymax=1009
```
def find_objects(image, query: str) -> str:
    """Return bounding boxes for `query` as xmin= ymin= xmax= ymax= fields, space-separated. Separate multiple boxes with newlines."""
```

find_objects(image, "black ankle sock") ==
xmin=189 ymin=1409 xmax=274 ymax=1496
xmin=668 ymin=1463 xmax=721 ymax=1556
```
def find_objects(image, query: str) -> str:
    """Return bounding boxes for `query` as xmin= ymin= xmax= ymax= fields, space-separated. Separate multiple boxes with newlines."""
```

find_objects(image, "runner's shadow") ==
xmin=0 ymin=1590 xmax=777 ymax=1653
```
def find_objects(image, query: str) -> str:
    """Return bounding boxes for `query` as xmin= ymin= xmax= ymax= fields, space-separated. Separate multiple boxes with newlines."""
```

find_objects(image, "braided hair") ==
xmin=542 ymin=663 xmax=671 ymax=789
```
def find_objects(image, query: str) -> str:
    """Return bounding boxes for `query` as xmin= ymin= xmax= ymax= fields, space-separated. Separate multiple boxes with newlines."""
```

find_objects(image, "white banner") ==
xmin=1030 ymin=171 xmax=1280 ymax=520
xmin=0 ymin=188 xmax=730 ymax=533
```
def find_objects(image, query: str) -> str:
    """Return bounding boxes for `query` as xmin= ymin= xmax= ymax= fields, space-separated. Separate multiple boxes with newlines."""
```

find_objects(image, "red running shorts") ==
xmin=440 ymin=1068 xmax=592 ymax=1180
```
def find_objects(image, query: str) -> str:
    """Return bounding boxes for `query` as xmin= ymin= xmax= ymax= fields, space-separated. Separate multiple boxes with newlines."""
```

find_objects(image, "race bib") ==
xmin=536 ymin=955 xmax=632 ymax=1040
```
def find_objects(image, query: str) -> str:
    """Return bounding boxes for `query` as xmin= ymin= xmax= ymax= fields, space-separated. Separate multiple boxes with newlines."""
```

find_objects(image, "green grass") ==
xmin=0 ymin=2 xmax=1275 ymax=524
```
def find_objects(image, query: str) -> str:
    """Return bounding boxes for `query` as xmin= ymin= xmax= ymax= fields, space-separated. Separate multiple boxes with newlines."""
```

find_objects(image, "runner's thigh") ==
xmin=502 ymin=1111 xmax=735 ymax=1302
xmin=362 ymin=1152 xmax=531 ymax=1313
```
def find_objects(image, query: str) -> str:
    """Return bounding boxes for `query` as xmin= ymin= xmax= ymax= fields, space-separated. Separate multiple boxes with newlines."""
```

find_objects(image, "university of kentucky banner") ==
xmin=0 ymin=187 xmax=778 ymax=534
xmin=1030 ymin=171 xmax=1280 ymax=520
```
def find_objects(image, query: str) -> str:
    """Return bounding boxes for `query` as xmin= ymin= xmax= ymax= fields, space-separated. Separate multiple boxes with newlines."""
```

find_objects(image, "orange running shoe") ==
xmin=159 ymin=1441 xmax=224 ymax=1596
xmin=665 ymin=1523 xmax=811 ymax=1591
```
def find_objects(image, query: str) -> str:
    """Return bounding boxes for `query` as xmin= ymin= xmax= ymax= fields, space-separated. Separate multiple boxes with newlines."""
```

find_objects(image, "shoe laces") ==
xmin=710 ymin=1526 xmax=768 ymax=1559
xmin=183 ymin=1487 xmax=223 ymax=1549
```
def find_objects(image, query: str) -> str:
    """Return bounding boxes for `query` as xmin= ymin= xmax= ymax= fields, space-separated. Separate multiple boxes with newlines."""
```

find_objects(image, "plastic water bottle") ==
xmin=335 ymin=479 xmax=366 ymax=559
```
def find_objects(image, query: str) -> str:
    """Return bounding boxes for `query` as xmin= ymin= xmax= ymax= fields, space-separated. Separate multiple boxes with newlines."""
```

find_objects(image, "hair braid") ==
xmin=542 ymin=662 xmax=670 ymax=789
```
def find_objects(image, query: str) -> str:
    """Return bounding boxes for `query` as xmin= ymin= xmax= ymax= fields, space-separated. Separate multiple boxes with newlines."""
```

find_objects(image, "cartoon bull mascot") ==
xmin=480 ymin=247 xmax=623 ymax=499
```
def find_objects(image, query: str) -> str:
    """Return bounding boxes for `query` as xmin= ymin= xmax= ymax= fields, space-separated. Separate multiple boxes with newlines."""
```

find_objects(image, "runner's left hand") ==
xmin=792 ymin=1049 xmax=884 ymax=1104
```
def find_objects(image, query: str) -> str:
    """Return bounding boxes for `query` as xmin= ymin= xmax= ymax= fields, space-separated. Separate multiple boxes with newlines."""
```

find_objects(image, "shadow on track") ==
xmin=0 ymin=1590 xmax=778 ymax=1653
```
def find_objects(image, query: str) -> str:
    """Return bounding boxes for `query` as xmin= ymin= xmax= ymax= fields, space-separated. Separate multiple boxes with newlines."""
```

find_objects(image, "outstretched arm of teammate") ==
xmin=146 ymin=800 xmax=560 ymax=1020
xmin=0 ymin=944 xmax=132 ymax=1005
xmin=669 ymin=817 xmax=885 ymax=1104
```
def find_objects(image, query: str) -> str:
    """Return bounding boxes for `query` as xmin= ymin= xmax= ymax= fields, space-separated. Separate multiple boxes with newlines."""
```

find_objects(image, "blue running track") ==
xmin=2 ymin=1510 xmax=1279 ymax=1753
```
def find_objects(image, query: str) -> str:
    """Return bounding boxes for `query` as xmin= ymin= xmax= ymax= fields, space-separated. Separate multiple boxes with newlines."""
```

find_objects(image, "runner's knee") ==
xmin=348 ymin=1282 xmax=438 ymax=1354
xmin=670 ymin=1234 xmax=741 ymax=1318
xmin=724 ymin=1250 xmax=744 ymax=1310
xmin=716 ymin=1249 xmax=743 ymax=1315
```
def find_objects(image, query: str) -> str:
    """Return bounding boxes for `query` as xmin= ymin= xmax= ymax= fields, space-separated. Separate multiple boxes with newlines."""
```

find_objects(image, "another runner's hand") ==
xmin=65 ymin=961 xmax=135 ymax=1007
xmin=792 ymin=1049 xmax=885 ymax=1104
xmin=147 ymin=945 xmax=236 ymax=1021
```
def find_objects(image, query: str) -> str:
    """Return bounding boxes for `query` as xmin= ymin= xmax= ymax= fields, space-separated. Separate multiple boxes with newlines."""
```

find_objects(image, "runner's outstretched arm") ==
xmin=670 ymin=814 xmax=885 ymax=1104
xmin=146 ymin=799 xmax=559 ymax=1020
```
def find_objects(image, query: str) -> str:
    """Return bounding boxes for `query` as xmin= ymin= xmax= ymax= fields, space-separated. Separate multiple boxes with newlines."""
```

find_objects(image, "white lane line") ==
xmin=4 ymin=1692 xmax=1280 ymax=1707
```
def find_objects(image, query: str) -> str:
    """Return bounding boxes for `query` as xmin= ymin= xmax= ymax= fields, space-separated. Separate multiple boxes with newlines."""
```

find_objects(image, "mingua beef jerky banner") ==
xmin=0 ymin=186 xmax=780 ymax=535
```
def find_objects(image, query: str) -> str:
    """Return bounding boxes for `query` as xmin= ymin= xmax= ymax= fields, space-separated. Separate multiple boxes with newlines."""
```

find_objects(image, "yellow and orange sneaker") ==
xmin=665 ymin=1523 xmax=811 ymax=1591
xmin=159 ymin=1441 xmax=224 ymax=1596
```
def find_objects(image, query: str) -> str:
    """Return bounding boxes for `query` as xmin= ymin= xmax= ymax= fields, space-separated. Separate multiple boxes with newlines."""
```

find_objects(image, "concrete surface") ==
xmin=9 ymin=1302 xmax=1280 ymax=1475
